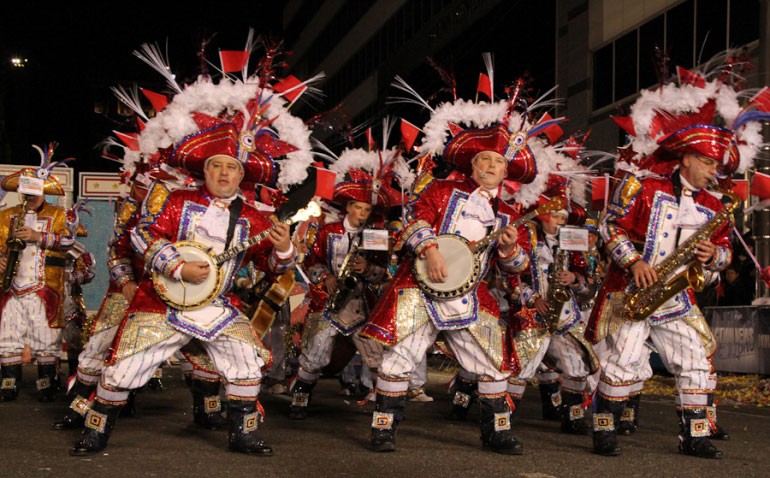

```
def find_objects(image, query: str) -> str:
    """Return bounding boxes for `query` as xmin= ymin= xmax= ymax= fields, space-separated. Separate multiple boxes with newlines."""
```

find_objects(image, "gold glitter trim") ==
xmin=220 ymin=318 xmax=272 ymax=366
xmin=467 ymin=309 xmax=505 ymax=371
xmin=395 ymin=288 xmax=431 ymax=343
xmin=112 ymin=312 xmax=177 ymax=363
xmin=512 ymin=328 xmax=548 ymax=372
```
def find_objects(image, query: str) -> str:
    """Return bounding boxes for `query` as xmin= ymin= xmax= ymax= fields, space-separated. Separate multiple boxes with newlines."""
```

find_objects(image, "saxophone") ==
xmin=624 ymin=190 xmax=740 ymax=322
xmin=2 ymin=197 xmax=29 ymax=292
xmin=326 ymin=234 xmax=363 ymax=314
xmin=545 ymin=248 xmax=570 ymax=333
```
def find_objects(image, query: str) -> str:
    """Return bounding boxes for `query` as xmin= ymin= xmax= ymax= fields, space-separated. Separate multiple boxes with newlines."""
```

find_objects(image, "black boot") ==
xmin=37 ymin=363 xmax=60 ymax=402
xmin=119 ymin=390 xmax=137 ymax=418
xmin=69 ymin=399 xmax=123 ymax=456
xmin=288 ymin=379 xmax=316 ymax=420
xmin=227 ymin=399 xmax=273 ymax=456
xmin=539 ymin=382 xmax=562 ymax=421
xmin=191 ymin=378 xmax=226 ymax=430
xmin=370 ymin=392 xmax=405 ymax=452
xmin=52 ymin=379 xmax=96 ymax=430
xmin=617 ymin=393 xmax=640 ymax=435
xmin=147 ymin=369 xmax=163 ymax=391
xmin=445 ymin=377 xmax=477 ymax=421
xmin=560 ymin=391 xmax=590 ymax=435
xmin=0 ymin=364 xmax=22 ymax=402
xmin=706 ymin=394 xmax=729 ymax=440
xmin=592 ymin=394 xmax=624 ymax=456
xmin=479 ymin=395 xmax=523 ymax=455
xmin=678 ymin=408 xmax=723 ymax=459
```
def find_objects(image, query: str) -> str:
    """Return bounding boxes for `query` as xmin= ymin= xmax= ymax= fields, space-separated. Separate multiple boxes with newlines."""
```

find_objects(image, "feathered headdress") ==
xmin=388 ymin=53 xmax=576 ymax=206
xmin=107 ymin=32 xmax=323 ymax=194
xmin=315 ymin=117 xmax=416 ymax=211
xmin=612 ymin=48 xmax=770 ymax=176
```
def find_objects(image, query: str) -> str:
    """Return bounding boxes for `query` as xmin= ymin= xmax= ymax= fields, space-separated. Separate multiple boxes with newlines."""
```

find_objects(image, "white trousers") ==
xmin=598 ymin=318 xmax=710 ymax=406
xmin=0 ymin=293 xmax=61 ymax=361
xmin=298 ymin=325 xmax=384 ymax=382
xmin=378 ymin=322 xmax=508 ymax=395
xmin=76 ymin=325 xmax=118 ymax=385
xmin=97 ymin=328 xmax=265 ymax=403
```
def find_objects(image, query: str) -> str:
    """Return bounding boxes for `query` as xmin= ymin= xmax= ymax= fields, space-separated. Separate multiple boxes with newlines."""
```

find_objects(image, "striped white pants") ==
xmin=97 ymin=327 xmax=265 ymax=403
xmin=76 ymin=325 xmax=118 ymax=385
xmin=298 ymin=324 xmax=384 ymax=382
xmin=598 ymin=317 xmax=710 ymax=406
xmin=0 ymin=293 xmax=61 ymax=362
xmin=378 ymin=321 xmax=509 ymax=395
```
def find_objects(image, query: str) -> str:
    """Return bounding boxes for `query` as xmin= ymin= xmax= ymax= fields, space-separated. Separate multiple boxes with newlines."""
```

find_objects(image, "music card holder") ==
xmin=18 ymin=176 xmax=44 ymax=196
xmin=559 ymin=226 xmax=589 ymax=252
xmin=362 ymin=229 xmax=389 ymax=251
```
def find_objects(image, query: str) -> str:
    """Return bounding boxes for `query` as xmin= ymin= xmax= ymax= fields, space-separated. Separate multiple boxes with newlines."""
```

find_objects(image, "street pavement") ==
xmin=1 ymin=365 xmax=770 ymax=478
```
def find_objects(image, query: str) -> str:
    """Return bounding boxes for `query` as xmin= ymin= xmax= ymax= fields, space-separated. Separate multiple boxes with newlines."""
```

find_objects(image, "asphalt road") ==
xmin=1 ymin=365 xmax=769 ymax=478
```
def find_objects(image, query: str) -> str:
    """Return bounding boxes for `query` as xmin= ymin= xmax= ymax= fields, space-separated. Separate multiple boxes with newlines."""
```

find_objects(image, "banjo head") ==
xmin=153 ymin=241 xmax=224 ymax=310
xmin=413 ymin=234 xmax=481 ymax=300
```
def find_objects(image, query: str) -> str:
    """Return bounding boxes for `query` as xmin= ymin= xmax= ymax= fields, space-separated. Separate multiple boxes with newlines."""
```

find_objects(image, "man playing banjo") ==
xmin=361 ymin=121 xmax=537 ymax=454
xmin=70 ymin=115 xmax=298 ymax=457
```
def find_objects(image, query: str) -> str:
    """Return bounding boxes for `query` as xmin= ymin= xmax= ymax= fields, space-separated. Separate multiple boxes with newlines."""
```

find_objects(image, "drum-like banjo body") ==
xmin=153 ymin=241 xmax=224 ymax=310
xmin=413 ymin=196 xmax=565 ymax=300
xmin=413 ymin=235 xmax=482 ymax=299
xmin=153 ymin=201 xmax=321 ymax=310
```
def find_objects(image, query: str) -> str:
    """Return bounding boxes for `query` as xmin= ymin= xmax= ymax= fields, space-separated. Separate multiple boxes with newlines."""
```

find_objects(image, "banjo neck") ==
xmin=210 ymin=199 xmax=322 ymax=267
xmin=212 ymin=227 xmax=275 ymax=266
xmin=468 ymin=208 xmax=539 ymax=254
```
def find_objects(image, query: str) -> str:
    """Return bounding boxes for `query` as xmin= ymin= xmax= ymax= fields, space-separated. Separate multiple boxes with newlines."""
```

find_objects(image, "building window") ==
xmin=591 ymin=0 xmax=758 ymax=111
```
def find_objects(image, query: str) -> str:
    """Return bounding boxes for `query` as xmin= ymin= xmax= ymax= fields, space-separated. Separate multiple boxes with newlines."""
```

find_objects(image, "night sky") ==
xmin=1 ymin=1 xmax=283 ymax=173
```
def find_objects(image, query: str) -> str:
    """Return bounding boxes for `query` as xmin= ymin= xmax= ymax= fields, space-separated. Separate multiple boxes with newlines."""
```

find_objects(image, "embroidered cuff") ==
xmin=705 ymin=246 xmax=730 ymax=271
xmin=404 ymin=220 xmax=436 ymax=256
xmin=498 ymin=245 xmax=529 ymax=273
xmin=147 ymin=240 xmax=183 ymax=278
xmin=607 ymin=236 xmax=641 ymax=269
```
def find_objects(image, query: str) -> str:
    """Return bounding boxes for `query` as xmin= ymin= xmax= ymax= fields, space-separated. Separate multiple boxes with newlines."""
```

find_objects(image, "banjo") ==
xmin=153 ymin=200 xmax=321 ymax=310
xmin=414 ymin=196 xmax=566 ymax=300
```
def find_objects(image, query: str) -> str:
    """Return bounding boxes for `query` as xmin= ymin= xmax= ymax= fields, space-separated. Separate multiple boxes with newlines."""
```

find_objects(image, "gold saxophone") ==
xmin=2 ymin=197 xmax=29 ymax=292
xmin=545 ymin=248 xmax=571 ymax=333
xmin=326 ymin=234 xmax=363 ymax=314
xmin=624 ymin=189 xmax=740 ymax=322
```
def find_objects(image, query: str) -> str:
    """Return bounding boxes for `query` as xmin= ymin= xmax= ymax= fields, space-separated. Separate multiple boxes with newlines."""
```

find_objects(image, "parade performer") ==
xmin=0 ymin=144 xmax=75 ymax=402
xmin=360 ymin=61 xmax=574 ymax=452
xmin=70 ymin=36 xmax=317 ymax=456
xmin=290 ymin=142 xmax=412 ymax=419
xmin=506 ymin=176 xmax=599 ymax=435
xmin=59 ymin=201 xmax=96 ymax=377
xmin=586 ymin=53 xmax=770 ymax=458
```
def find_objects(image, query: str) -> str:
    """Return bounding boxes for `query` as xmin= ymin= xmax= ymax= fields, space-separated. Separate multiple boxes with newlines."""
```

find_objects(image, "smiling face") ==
xmin=471 ymin=151 xmax=507 ymax=190
xmin=204 ymin=155 xmax=244 ymax=198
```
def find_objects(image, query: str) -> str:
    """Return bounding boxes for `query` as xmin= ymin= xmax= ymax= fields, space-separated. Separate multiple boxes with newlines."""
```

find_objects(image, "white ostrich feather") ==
xmin=137 ymin=75 xmax=314 ymax=189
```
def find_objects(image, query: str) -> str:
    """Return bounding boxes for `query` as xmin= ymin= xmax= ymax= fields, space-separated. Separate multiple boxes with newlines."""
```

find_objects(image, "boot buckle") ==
xmin=453 ymin=391 xmax=472 ymax=408
xmin=372 ymin=411 xmax=394 ymax=430
xmin=36 ymin=377 xmax=51 ymax=391
xmin=1 ymin=378 xmax=15 ymax=390
xmin=204 ymin=396 xmax=221 ymax=413
xmin=85 ymin=409 xmax=108 ymax=434
xmin=71 ymin=396 xmax=90 ymax=416
xmin=593 ymin=413 xmax=615 ymax=431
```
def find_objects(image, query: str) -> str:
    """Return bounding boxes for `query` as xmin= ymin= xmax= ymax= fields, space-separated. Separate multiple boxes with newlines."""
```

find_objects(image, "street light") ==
xmin=10 ymin=57 xmax=29 ymax=68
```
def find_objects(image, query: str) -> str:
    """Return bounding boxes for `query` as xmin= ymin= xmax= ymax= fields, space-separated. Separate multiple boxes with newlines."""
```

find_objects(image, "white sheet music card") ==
xmin=18 ymin=176 xmax=44 ymax=196
xmin=362 ymin=229 xmax=389 ymax=251
xmin=559 ymin=226 xmax=589 ymax=251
